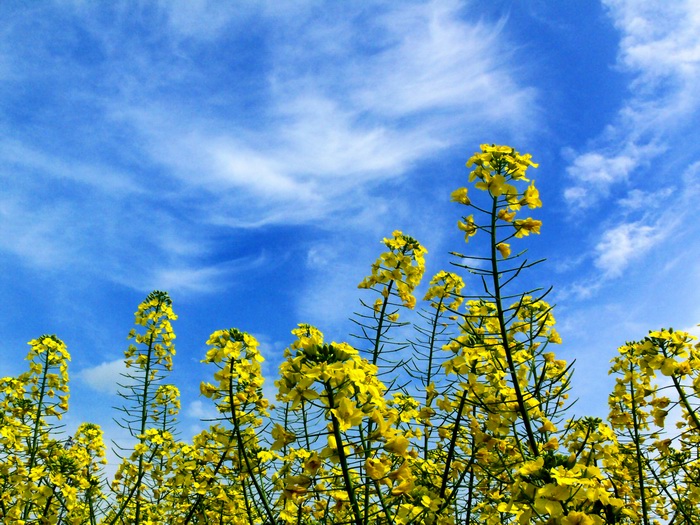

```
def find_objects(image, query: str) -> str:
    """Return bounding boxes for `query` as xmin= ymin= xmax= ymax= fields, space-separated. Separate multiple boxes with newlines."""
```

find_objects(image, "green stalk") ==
xmin=663 ymin=344 xmax=700 ymax=431
xmin=134 ymin=329 xmax=156 ymax=525
xmin=371 ymin=280 xmax=394 ymax=366
xmin=489 ymin=193 xmax=539 ymax=458
xmin=628 ymin=359 xmax=650 ymax=525
xmin=229 ymin=361 xmax=277 ymax=525
xmin=106 ymin=447 xmax=161 ymax=525
xmin=439 ymin=389 xmax=468 ymax=499
xmin=362 ymin=260 xmax=403 ymax=525
xmin=22 ymin=350 xmax=51 ymax=521
xmin=423 ymin=295 xmax=444 ymax=461
xmin=325 ymin=382 xmax=363 ymax=525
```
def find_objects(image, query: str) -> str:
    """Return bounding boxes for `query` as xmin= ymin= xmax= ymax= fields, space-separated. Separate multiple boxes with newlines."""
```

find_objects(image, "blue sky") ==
xmin=2 ymin=0 xmax=700 ymax=464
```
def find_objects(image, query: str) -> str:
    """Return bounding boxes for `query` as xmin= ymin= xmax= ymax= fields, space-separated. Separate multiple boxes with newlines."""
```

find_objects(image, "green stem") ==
xmin=674 ymin=373 xmax=700 ymax=430
xmin=664 ymin=345 xmax=700 ymax=432
xmin=489 ymin=194 xmax=539 ymax=458
xmin=628 ymin=359 xmax=650 ymax=525
xmin=106 ymin=446 xmax=161 ymax=525
xmin=372 ymin=280 xmax=394 ymax=366
xmin=134 ymin=329 xmax=156 ymax=525
xmin=228 ymin=359 xmax=277 ymax=525
xmin=439 ymin=389 xmax=468 ymax=499
xmin=423 ymin=296 xmax=444 ymax=461
xmin=183 ymin=430 xmax=235 ymax=525
xmin=22 ymin=350 xmax=51 ymax=521
xmin=325 ymin=382 xmax=363 ymax=525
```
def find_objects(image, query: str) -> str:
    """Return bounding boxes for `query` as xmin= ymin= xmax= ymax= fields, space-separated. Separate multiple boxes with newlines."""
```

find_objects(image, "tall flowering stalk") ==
xmin=108 ymin=290 xmax=178 ymax=525
xmin=356 ymin=230 xmax=427 ymax=373
xmin=190 ymin=328 xmax=272 ymax=524
xmin=410 ymin=270 xmax=465 ymax=462
xmin=441 ymin=145 xmax=615 ymax=524
xmin=0 ymin=335 xmax=102 ymax=523
xmin=354 ymin=231 xmax=427 ymax=525
xmin=276 ymin=327 xmax=391 ymax=525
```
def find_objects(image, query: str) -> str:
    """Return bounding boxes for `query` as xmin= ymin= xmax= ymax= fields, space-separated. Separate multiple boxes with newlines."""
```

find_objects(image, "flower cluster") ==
xmin=358 ymin=230 xmax=427 ymax=309
xmin=452 ymin=144 xmax=542 ymax=252
xmin=125 ymin=290 xmax=177 ymax=373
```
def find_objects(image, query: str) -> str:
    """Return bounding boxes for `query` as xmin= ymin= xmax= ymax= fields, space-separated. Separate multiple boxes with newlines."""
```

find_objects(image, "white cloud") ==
xmin=564 ymin=161 xmax=695 ymax=296
xmin=0 ymin=192 xmax=81 ymax=270
xmin=594 ymin=221 xmax=665 ymax=278
xmin=0 ymin=140 xmax=142 ymax=195
xmin=144 ymin=265 xmax=232 ymax=295
xmin=606 ymin=0 xmax=700 ymax=85
xmin=565 ymin=0 xmax=700 ymax=209
xmin=556 ymin=277 xmax=605 ymax=302
xmin=563 ymin=142 xmax=665 ymax=209
xmin=352 ymin=0 xmax=534 ymax=120
xmin=186 ymin=400 xmax=218 ymax=420
xmin=566 ymin=152 xmax=636 ymax=186
xmin=559 ymin=0 xmax=700 ymax=301
xmin=156 ymin=0 xmax=242 ymax=40
xmin=681 ymin=323 xmax=700 ymax=338
xmin=562 ymin=186 xmax=587 ymax=204
xmin=617 ymin=187 xmax=673 ymax=210
xmin=0 ymin=1 xmax=540 ymax=295
xmin=77 ymin=359 xmax=129 ymax=395
xmin=100 ymin=0 xmax=537 ymax=230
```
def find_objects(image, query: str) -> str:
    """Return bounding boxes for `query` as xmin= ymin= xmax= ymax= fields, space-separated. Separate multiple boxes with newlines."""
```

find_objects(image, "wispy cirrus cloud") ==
xmin=563 ymin=144 xmax=661 ymax=206
xmin=104 ymin=1 xmax=537 ymax=228
xmin=0 ymin=1 xmax=540 ymax=296
xmin=558 ymin=0 xmax=700 ymax=304
xmin=617 ymin=187 xmax=673 ymax=211
xmin=564 ymin=0 xmax=700 ymax=210
xmin=562 ymin=159 xmax=697 ymax=298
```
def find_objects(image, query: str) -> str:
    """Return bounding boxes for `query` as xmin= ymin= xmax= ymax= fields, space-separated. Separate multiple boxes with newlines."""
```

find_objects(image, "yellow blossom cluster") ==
xmin=125 ymin=290 xmax=177 ymax=373
xmin=452 ymin=144 xmax=542 ymax=250
xmin=358 ymin=230 xmax=427 ymax=309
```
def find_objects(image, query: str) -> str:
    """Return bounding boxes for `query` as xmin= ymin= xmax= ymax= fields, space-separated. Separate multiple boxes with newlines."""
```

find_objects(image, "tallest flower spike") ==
xmin=466 ymin=143 xmax=539 ymax=181
xmin=467 ymin=143 xmax=539 ymax=205
xmin=452 ymin=144 xmax=542 ymax=248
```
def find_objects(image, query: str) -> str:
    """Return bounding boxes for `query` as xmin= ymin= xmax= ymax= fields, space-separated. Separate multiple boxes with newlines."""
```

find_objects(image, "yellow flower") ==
xmin=457 ymin=215 xmax=477 ymax=242
xmin=496 ymin=243 xmax=511 ymax=258
xmin=659 ymin=357 xmax=678 ymax=376
xmin=330 ymin=397 xmax=365 ymax=432
xmin=420 ymin=494 xmax=441 ymax=512
xmin=538 ymin=420 xmax=557 ymax=433
xmin=450 ymin=187 xmax=471 ymax=205
xmin=467 ymin=144 xmax=538 ymax=182
xmin=475 ymin=173 xmax=516 ymax=198
xmin=282 ymin=475 xmax=312 ymax=501
xmin=547 ymin=329 xmax=562 ymax=344
xmin=497 ymin=208 xmax=516 ymax=222
xmin=384 ymin=435 xmax=410 ymax=455
xmin=520 ymin=182 xmax=542 ymax=208
xmin=518 ymin=456 xmax=544 ymax=476
xmin=365 ymin=457 xmax=390 ymax=480
xmin=514 ymin=217 xmax=542 ymax=238
xmin=271 ymin=423 xmax=296 ymax=450
xmin=388 ymin=461 xmax=415 ymax=496
xmin=357 ymin=231 xmax=427 ymax=308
